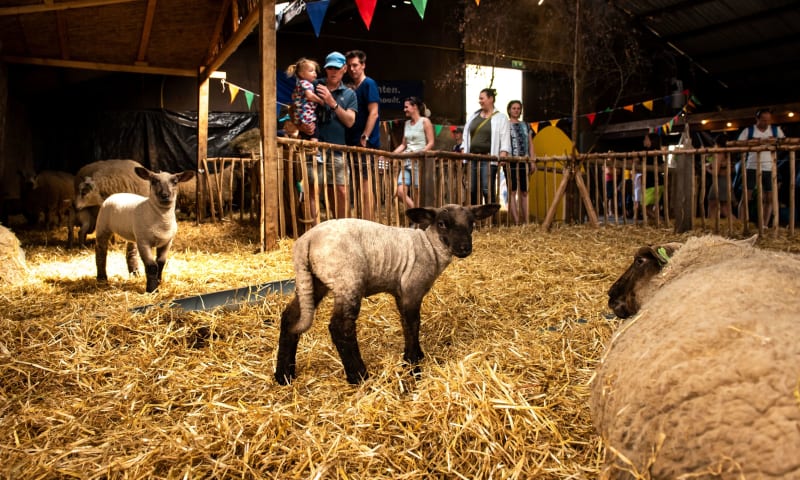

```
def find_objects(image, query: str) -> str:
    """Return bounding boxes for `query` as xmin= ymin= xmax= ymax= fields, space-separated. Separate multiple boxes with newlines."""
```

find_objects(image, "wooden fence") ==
xmin=202 ymin=136 xmax=799 ymax=241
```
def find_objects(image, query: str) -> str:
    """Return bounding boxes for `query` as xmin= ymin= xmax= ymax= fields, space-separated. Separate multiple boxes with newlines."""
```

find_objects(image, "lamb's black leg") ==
xmin=275 ymin=296 xmax=302 ymax=385
xmin=329 ymin=296 xmax=367 ymax=384
xmin=397 ymin=297 xmax=425 ymax=374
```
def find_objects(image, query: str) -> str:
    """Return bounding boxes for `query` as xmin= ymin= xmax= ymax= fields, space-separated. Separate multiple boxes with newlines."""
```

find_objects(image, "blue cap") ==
xmin=324 ymin=51 xmax=346 ymax=69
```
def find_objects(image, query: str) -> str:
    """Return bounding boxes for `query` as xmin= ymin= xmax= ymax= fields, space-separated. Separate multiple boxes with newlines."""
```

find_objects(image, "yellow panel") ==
xmin=530 ymin=126 xmax=574 ymax=222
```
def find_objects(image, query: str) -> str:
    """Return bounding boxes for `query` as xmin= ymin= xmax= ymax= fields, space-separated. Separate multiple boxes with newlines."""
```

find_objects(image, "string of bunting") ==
xmin=528 ymin=90 xmax=701 ymax=136
xmin=302 ymin=0 xmax=428 ymax=37
xmin=221 ymin=79 xmax=260 ymax=110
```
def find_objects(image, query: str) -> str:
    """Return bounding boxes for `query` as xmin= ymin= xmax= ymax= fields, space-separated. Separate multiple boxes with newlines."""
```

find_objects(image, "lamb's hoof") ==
xmin=345 ymin=369 xmax=369 ymax=385
xmin=130 ymin=271 xmax=140 ymax=277
xmin=97 ymin=274 xmax=108 ymax=283
xmin=275 ymin=370 xmax=295 ymax=385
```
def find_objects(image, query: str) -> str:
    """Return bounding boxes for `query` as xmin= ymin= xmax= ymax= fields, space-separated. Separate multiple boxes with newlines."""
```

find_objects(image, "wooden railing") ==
xmin=204 ymin=137 xmax=799 ymax=240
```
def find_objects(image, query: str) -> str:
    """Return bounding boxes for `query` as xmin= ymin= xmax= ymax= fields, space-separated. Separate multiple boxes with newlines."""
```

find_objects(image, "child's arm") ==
xmin=304 ymin=87 xmax=324 ymax=105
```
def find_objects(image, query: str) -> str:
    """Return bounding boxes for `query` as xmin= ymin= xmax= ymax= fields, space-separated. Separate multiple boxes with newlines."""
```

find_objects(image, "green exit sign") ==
xmin=511 ymin=60 xmax=526 ymax=69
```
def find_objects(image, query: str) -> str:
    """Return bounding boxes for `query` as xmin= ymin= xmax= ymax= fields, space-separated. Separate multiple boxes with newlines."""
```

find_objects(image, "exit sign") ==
xmin=511 ymin=60 xmax=526 ymax=69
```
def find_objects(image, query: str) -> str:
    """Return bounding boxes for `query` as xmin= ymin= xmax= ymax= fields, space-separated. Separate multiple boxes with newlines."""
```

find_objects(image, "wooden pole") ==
xmin=542 ymin=166 xmax=571 ymax=231
xmin=196 ymin=75 xmax=209 ymax=224
xmin=259 ymin=0 xmax=278 ymax=251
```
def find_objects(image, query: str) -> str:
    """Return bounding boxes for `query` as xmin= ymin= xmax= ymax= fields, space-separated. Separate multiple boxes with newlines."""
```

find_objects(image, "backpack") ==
xmin=746 ymin=125 xmax=779 ymax=139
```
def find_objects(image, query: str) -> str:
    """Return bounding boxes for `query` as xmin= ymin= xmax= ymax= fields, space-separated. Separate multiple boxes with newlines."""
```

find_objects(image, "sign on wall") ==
xmin=377 ymin=81 xmax=424 ymax=110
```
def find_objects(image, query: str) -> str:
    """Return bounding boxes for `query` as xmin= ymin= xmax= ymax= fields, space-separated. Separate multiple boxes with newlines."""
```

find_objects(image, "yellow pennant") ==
xmin=475 ymin=0 xmax=480 ymax=4
xmin=549 ymin=119 xmax=559 ymax=127
xmin=642 ymin=100 xmax=653 ymax=111
xmin=228 ymin=85 xmax=240 ymax=104
xmin=531 ymin=122 xmax=539 ymax=134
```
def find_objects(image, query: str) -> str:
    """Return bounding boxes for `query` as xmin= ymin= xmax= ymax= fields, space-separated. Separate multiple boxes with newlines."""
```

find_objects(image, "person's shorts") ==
xmin=397 ymin=164 xmax=419 ymax=187
xmin=744 ymin=169 xmax=772 ymax=194
xmin=633 ymin=173 xmax=643 ymax=203
xmin=307 ymin=151 xmax=348 ymax=186
xmin=351 ymin=146 xmax=379 ymax=180
xmin=706 ymin=175 xmax=731 ymax=202
xmin=605 ymin=180 xmax=615 ymax=199
xmin=508 ymin=164 xmax=529 ymax=192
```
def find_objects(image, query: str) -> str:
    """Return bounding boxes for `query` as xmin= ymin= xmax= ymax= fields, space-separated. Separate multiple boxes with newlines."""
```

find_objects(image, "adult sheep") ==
xmin=594 ymin=235 xmax=800 ymax=479
xmin=275 ymin=203 xmax=500 ymax=385
xmin=69 ymin=159 xmax=150 ymax=247
xmin=95 ymin=167 xmax=194 ymax=293
xmin=176 ymin=165 xmax=235 ymax=217
xmin=18 ymin=170 xmax=75 ymax=231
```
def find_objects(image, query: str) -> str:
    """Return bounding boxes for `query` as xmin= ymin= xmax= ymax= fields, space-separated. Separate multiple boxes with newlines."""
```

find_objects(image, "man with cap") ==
xmin=300 ymin=51 xmax=358 ymax=222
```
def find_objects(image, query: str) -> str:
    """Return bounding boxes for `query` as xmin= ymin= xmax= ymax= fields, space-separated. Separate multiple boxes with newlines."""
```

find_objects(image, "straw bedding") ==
xmin=1 ymin=220 xmax=797 ymax=479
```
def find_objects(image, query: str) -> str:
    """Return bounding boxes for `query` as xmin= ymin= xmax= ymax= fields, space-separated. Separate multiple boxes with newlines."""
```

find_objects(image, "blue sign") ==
xmin=377 ymin=81 xmax=424 ymax=110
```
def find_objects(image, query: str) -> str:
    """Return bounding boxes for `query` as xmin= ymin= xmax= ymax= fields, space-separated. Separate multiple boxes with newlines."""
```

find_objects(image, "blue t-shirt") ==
xmin=347 ymin=76 xmax=381 ymax=147
xmin=317 ymin=80 xmax=358 ymax=146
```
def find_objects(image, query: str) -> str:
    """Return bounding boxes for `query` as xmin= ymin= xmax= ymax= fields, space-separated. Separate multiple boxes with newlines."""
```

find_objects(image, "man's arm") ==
xmin=361 ymin=102 xmax=379 ymax=146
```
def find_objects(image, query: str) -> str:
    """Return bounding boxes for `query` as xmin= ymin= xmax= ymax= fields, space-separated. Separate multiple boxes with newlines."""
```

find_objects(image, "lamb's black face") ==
xmin=405 ymin=204 xmax=501 ymax=259
xmin=608 ymin=244 xmax=677 ymax=318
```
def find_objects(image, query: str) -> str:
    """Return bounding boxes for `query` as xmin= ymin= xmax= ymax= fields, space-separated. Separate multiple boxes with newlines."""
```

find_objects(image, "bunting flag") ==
xmin=549 ymin=119 xmax=559 ymax=127
xmin=531 ymin=122 xmax=540 ymax=134
xmin=434 ymin=123 xmax=443 ymax=137
xmin=355 ymin=0 xmax=377 ymax=30
xmin=411 ymin=0 xmax=427 ymax=19
xmin=306 ymin=0 xmax=330 ymax=37
xmin=623 ymin=104 xmax=634 ymax=112
xmin=642 ymin=100 xmax=654 ymax=111
xmin=586 ymin=113 xmax=596 ymax=125
xmin=475 ymin=0 xmax=480 ymax=4
xmin=220 ymin=79 xmax=260 ymax=110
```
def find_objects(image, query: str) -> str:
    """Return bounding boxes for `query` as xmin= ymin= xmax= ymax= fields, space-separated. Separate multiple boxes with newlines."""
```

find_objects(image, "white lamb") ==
xmin=275 ymin=203 xmax=500 ymax=385
xmin=95 ymin=167 xmax=194 ymax=293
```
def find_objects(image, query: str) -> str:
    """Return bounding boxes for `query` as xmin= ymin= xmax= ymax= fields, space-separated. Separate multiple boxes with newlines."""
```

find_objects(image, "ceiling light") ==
xmin=789 ymin=112 xmax=795 ymax=118
xmin=726 ymin=122 xmax=733 ymax=128
xmin=701 ymin=119 xmax=708 ymax=125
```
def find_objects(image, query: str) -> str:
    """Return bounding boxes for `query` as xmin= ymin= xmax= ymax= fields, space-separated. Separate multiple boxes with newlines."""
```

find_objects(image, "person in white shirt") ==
xmin=737 ymin=108 xmax=785 ymax=225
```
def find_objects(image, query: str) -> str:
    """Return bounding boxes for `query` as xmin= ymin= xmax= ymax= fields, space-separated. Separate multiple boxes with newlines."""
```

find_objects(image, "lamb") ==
xmin=69 ymin=159 xmax=150 ymax=247
xmin=274 ymin=203 xmax=500 ymax=385
xmin=176 ymin=165 xmax=235 ymax=217
xmin=18 ymin=170 xmax=75 ymax=230
xmin=594 ymin=235 xmax=800 ymax=479
xmin=95 ymin=167 xmax=194 ymax=293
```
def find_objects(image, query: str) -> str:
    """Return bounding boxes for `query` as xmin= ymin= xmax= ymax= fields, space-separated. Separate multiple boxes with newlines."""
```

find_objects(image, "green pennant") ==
xmin=411 ymin=0 xmax=427 ymax=19
xmin=244 ymin=91 xmax=255 ymax=110
xmin=434 ymin=124 xmax=443 ymax=137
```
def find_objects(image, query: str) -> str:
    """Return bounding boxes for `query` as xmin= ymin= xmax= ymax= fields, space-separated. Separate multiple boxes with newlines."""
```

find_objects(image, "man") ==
xmin=301 ymin=51 xmax=357 ymax=223
xmin=737 ymin=108 xmax=785 ymax=225
xmin=345 ymin=50 xmax=381 ymax=221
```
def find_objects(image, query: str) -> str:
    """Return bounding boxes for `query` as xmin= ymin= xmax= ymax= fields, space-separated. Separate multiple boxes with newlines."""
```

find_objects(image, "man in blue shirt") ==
xmin=300 ymin=51 xmax=357 ymax=222
xmin=346 ymin=50 xmax=381 ymax=221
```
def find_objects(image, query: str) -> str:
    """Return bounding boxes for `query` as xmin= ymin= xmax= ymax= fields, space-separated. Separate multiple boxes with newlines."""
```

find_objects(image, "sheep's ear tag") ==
xmin=655 ymin=247 xmax=671 ymax=265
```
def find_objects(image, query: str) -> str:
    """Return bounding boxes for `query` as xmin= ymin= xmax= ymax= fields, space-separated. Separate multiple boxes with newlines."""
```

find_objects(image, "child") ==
xmin=286 ymin=58 xmax=323 ymax=140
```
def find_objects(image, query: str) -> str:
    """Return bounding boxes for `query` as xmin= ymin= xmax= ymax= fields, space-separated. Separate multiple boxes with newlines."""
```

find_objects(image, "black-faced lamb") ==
xmin=274 ymin=203 xmax=500 ymax=385
xmin=69 ymin=159 xmax=150 ymax=247
xmin=95 ymin=167 xmax=194 ymax=293
xmin=18 ymin=170 xmax=75 ymax=231
xmin=594 ymin=235 xmax=800 ymax=479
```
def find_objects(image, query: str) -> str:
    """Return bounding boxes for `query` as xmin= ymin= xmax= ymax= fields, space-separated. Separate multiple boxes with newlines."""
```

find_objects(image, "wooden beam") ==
xmin=56 ymin=10 xmax=69 ymax=60
xmin=260 ymin=0 xmax=279 ymax=250
xmin=200 ymin=4 xmax=259 ymax=82
xmin=136 ymin=0 xmax=158 ymax=63
xmin=205 ymin=0 xmax=233 ymax=64
xmin=0 ymin=0 xmax=138 ymax=16
xmin=0 ymin=55 xmax=196 ymax=77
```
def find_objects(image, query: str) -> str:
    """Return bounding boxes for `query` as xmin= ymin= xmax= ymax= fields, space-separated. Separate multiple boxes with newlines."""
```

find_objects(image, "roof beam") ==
xmin=634 ymin=0 xmax=715 ymax=21
xmin=0 ymin=0 xmax=138 ymax=16
xmin=664 ymin=3 xmax=800 ymax=43
xmin=200 ymin=5 xmax=260 ymax=81
xmin=205 ymin=0 xmax=233 ymax=64
xmin=136 ymin=0 xmax=157 ymax=63
xmin=0 ymin=55 xmax=196 ymax=77
xmin=694 ymin=32 xmax=800 ymax=63
xmin=56 ymin=10 xmax=69 ymax=59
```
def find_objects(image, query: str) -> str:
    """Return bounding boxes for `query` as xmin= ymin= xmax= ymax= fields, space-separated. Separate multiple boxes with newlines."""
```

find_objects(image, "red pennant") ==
xmin=587 ymin=113 xmax=596 ymax=125
xmin=355 ymin=0 xmax=377 ymax=30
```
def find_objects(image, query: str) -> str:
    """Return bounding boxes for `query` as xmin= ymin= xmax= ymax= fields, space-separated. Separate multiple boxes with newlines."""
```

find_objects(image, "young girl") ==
xmin=392 ymin=97 xmax=434 ymax=210
xmin=286 ymin=58 xmax=323 ymax=140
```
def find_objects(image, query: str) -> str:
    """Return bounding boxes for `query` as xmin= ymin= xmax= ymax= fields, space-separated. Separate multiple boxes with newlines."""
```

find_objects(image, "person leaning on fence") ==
xmin=345 ymin=49 xmax=381 ymax=221
xmin=298 ymin=51 xmax=357 ymax=223
xmin=392 ymin=96 xmax=434 ymax=210
xmin=736 ymin=108 xmax=785 ymax=225
xmin=706 ymin=135 xmax=736 ymax=220
xmin=506 ymin=100 xmax=536 ymax=225
xmin=463 ymin=88 xmax=511 ymax=206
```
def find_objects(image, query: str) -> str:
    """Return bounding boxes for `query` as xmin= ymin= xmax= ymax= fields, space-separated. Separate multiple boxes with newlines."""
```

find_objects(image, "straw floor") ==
xmin=1 ymin=219 xmax=797 ymax=479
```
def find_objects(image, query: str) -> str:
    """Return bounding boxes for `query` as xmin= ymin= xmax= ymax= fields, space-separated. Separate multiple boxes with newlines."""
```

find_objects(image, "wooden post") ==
xmin=420 ymin=155 xmax=436 ymax=207
xmin=259 ymin=0 xmax=278 ymax=251
xmin=197 ymin=75 xmax=209 ymax=224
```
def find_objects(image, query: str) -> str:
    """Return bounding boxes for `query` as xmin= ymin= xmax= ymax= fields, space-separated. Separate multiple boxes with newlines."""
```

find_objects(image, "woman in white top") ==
xmin=462 ymin=88 xmax=511 ymax=206
xmin=392 ymin=97 xmax=435 ymax=209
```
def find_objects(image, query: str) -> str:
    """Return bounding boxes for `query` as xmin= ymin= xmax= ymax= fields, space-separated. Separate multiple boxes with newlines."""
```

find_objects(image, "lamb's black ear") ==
xmin=405 ymin=207 xmax=437 ymax=229
xmin=470 ymin=203 xmax=500 ymax=221
xmin=134 ymin=166 xmax=152 ymax=181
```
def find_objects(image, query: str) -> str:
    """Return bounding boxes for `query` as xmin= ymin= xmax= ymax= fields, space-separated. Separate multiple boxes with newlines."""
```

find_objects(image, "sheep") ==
xmin=95 ymin=167 xmax=194 ymax=293
xmin=18 ymin=170 xmax=75 ymax=231
xmin=176 ymin=165 xmax=235 ymax=217
xmin=594 ymin=235 xmax=800 ymax=479
xmin=274 ymin=203 xmax=500 ymax=385
xmin=69 ymin=159 xmax=150 ymax=247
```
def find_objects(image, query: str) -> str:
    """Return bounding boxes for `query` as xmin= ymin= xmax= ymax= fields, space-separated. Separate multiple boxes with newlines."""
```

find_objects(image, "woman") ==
xmin=392 ymin=97 xmax=434 ymax=209
xmin=506 ymin=100 xmax=536 ymax=225
xmin=462 ymin=88 xmax=511 ymax=206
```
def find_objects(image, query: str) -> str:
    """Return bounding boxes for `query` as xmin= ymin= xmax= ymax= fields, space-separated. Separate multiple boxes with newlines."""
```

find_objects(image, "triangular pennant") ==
xmin=623 ymin=104 xmax=634 ymax=112
xmin=434 ymin=124 xmax=443 ymax=137
xmin=690 ymin=95 xmax=702 ymax=106
xmin=306 ymin=0 xmax=330 ymax=37
xmin=244 ymin=91 xmax=255 ymax=110
xmin=355 ymin=0 xmax=377 ymax=30
xmin=549 ymin=119 xmax=559 ymax=127
xmin=475 ymin=0 xmax=480 ymax=4
xmin=686 ymin=99 xmax=696 ymax=109
xmin=643 ymin=100 xmax=653 ymax=111
xmin=669 ymin=118 xmax=675 ymax=129
xmin=229 ymin=85 xmax=240 ymax=104
xmin=531 ymin=122 xmax=539 ymax=134
xmin=411 ymin=0 xmax=427 ymax=19
xmin=587 ymin=113 xmax=596 ymax=125
xmin=603 ymin=107 xmax=612 ymax=113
